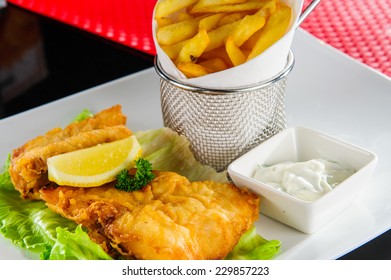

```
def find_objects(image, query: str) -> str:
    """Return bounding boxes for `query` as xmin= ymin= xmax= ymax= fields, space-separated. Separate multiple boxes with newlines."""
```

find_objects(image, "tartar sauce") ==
xmin=252 ymin=159 xmax=355 ymax=202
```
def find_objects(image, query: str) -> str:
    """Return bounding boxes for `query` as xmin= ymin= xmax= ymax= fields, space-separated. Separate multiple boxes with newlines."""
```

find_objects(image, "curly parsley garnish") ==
xmin=115 ymin=158 xmax=155 ymax=192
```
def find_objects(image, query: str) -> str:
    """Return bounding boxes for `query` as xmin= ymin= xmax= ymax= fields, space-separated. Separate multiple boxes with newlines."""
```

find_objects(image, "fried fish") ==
xmin=9 ymin=105 xmax=132 ymax=199
xmin=40 ymin=171 xmax=260 ymax=260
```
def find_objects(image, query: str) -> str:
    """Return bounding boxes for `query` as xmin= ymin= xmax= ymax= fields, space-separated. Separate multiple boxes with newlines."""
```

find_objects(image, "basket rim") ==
xmin=154 ymin=50 xmax=295 ymax=95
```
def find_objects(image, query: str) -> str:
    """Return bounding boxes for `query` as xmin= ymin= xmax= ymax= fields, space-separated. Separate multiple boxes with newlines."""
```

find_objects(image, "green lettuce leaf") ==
xmin=0 ymin=154 xmax=14 ymax=191
xmin=48 ymin=225 xmax=112 ymax=260
xmin=72 ymin=108 xmax=93 ymax=122
xmin=135 ymin=127 xmax=228 ymax=182
xmin=0 ymin=155 xmax=110 ymax=260
xmin=0 ymin=176 xmax=71 ymax=258
xmin=225 ymin=226 xmax=281 ymax=260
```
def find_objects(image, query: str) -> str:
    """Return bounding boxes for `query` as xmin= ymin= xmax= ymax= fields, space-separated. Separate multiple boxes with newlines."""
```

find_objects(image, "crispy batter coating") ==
xmin=40 ymin=171 xmax=260 ymax=260
xmin=9 ymin=105 xmax=132 ymax=199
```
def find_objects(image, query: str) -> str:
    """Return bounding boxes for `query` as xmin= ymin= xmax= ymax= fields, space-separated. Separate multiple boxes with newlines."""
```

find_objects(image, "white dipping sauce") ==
xmin=252 ymin=159 xmax=355 ymax=201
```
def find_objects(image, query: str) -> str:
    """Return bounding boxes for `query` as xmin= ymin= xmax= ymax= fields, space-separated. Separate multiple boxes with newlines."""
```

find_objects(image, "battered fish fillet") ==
xmin=40 ymin=171 xmax=260 ymax=260
xmin=9 ymin=105 xmax=132 ymax=200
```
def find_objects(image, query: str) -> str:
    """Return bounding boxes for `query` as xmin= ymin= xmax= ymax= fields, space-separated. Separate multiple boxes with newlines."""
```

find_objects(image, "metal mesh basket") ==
xmin=155 ymin=51 xmax=295 ymax=171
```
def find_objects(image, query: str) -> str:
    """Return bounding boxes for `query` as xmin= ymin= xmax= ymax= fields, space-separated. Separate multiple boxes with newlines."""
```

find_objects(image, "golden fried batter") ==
xmin=9 ymin=105 xmax=132 ymax=199
xmin=40 ymin=171 xmax=260 ymax=260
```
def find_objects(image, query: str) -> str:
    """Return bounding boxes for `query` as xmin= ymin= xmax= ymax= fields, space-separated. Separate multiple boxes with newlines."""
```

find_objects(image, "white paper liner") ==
xmin=152 ymin=0 xmax=304 ymax=88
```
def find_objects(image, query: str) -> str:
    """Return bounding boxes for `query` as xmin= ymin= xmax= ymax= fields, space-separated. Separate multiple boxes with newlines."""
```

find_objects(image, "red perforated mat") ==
xmin=8 ymin=0 xmax=391 ymax=76
xmin=301 ymin=0 xmax=391 ymax=77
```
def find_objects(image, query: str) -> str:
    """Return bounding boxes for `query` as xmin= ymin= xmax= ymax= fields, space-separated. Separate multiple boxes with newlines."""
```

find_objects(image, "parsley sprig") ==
xmin=115 ymin=158 xmax=155 ymax=192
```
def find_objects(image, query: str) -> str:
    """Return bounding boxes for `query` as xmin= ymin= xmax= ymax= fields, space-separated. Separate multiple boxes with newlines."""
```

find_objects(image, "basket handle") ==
xmin=296 ymin=0 xmax=321 ymax=27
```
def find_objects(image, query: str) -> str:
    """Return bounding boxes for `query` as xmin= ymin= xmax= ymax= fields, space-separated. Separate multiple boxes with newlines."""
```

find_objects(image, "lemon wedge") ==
xmin=47 ymin=135 xmax=142 ymax=187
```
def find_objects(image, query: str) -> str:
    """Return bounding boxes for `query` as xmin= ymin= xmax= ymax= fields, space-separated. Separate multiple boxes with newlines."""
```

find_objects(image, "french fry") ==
xmin=157 ymin=17 xmax=201 ymax=45
xmin=160 ymin=15 xmax=228 ymax=61
xmin=204 ymin=20 xmax=240 ymax=52
xmin=156 ymin=17 xmax=174 ymax=28
xmin=229 ymin=11 xmax=266 ymax=47
xmin=192 ymin=0 xmax=247 ymax=12
xmin=247 ymin=3 xmax=292 ymax=60
xmin=199 ymin=13 xmax=225 ymax=31
xmin=260 ymin=0 xmax=278 ymax=16
xmin=155 ymin=0 xmax=198 ymax=19
xmin=190 ymin=1 xmax=266 ymax=14
xmin=177 ymin=62 xmax=210 ymax=78
xmin=199 ymin=46 xmax=234 ymax=68
xmin=226 ymin=36 xmax=246 ymax=66
xmin=236 ymin=0 xmax=277 ymax=49
xmin=217 ymin=12 xmax=247 ymax=27
xmin=199 ymin=57 xmax=228 ymax=72
xmin=178 ymin=12 xmax=194 ymax=22
xmin=241 ymin=28 xmax=262 ymax=50
xmin=175 ymin=29 xmax=210 ymax=65
xmin=230 ymin=0 xmax=277 ymax=46
xmin=161 ymin=40 xmax=188 ymax=60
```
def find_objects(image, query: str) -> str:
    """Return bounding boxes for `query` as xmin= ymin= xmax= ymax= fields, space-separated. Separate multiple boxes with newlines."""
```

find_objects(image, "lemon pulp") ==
xmin=47 ymin=135 xmax=141 ymax=187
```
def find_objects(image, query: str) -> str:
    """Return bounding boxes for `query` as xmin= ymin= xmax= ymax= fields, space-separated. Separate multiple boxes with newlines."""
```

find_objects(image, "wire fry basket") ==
xmin=155 ymin=51 xmax=295 ymax=172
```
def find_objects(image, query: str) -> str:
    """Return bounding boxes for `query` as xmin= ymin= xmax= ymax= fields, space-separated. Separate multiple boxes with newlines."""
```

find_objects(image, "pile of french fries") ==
xmin=155 ymin=0 xmax=292 ymax=78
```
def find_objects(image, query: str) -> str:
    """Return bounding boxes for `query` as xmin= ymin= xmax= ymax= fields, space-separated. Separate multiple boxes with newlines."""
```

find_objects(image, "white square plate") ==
xmin=0 ymin=29 xmax=390 ymax=259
